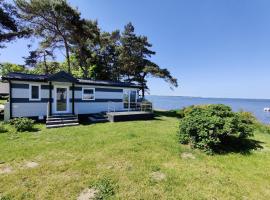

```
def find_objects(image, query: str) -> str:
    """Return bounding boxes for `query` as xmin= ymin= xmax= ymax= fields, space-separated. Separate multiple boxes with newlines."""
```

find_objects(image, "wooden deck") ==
xmin=107 ymin=111 xmax=154 ymax=122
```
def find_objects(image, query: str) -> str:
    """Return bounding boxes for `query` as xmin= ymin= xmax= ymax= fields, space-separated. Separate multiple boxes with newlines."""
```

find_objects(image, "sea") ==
xmin=146 ymin=95 xmax=270 ymax=124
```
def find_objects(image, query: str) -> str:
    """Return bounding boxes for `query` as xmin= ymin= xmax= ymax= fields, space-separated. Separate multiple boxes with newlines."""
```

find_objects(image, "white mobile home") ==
xmin=2 ymin=71 xmax=148 ymax=127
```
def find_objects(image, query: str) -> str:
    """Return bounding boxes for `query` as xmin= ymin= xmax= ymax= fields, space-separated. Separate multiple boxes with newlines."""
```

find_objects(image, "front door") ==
xmin=55 ymin=86 xmax=69 ymax=113
xmin=123 ymin=90 xmax=137 ymax=110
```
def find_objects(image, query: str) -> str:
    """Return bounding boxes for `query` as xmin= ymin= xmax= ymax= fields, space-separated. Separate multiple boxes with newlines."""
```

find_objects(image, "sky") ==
xmin=1 ymin=0 xmax=270 ymax=99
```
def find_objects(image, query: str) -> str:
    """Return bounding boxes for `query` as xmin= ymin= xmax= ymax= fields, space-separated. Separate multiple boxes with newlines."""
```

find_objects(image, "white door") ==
xmin=123 ymin=89 xmax=137 ymax=110
xmin=54 ymin=86 xmax=69 ymax=114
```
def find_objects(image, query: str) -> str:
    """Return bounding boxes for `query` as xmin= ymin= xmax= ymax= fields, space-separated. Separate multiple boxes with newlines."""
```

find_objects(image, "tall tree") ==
xmin=97 ymin=30 xmax=121 ymax=81
xmin=0 ymin=0 xmax=30 ymax=48
xmin=119 ymin=22 xmax=178 ymax=98
xmin=69 ymin=19 xmax=100 ymax=78
xmin=15 ymin=0 xmax=80 ymax=73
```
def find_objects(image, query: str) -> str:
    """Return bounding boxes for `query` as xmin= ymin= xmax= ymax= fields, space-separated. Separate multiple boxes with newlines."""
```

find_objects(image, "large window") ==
xmin=82 ymin=88 xmax=95 ymax=100
xmin=29 ymin=84 xmax=40 ymax=101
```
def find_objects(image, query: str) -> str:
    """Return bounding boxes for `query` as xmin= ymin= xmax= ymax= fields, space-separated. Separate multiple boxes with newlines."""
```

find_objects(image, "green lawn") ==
xmin=1 ymin=113 xmax=270 ymax=199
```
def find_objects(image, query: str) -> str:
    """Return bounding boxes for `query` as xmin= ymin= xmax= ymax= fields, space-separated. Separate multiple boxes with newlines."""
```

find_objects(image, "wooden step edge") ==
xmin=46 ymin=123 xmax=79 ymax=129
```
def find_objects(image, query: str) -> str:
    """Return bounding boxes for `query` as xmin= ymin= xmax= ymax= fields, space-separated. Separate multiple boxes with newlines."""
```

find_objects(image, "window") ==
xmin=82 ymin=88 xmax=95 ymax=100
xmin=30 ymin=84 xmax=40 ymax=100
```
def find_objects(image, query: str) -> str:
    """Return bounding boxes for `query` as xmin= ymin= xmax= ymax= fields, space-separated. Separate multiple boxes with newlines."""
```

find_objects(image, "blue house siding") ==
xmin=9 ymin=80 xmax=138 ymax=117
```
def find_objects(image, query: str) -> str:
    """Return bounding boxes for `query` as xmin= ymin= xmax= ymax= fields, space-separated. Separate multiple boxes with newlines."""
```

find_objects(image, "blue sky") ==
xmin=1 ymin=0 xmax=270 ymax=99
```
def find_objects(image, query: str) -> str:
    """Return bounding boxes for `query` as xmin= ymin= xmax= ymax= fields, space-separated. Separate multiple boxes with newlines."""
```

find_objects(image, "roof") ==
xmin=2 ymin=71 xmax=140 ymax=88
xmin=2 ymin=72 xmax=48 ymax=82
xmin=77 ymin=78 xmax=139 ymax=88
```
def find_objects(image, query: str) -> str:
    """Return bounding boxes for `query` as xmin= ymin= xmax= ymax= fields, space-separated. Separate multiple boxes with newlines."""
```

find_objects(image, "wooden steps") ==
xmin=88 ymin=113 xmax=109 ymax=123
xmin=46 ymin=114 xmax=79 ymax=128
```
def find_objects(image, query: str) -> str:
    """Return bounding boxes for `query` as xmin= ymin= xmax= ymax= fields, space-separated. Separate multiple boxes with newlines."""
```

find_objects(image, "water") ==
xmin=146 ymin=95 xmax=270 ymax=124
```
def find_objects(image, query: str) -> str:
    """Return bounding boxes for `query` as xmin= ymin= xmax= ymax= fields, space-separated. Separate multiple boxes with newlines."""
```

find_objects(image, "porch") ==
xmin=106 ymin=101 xmax=154 ymax=122
xmin=107 ymin=111 xmax=154 ymax=122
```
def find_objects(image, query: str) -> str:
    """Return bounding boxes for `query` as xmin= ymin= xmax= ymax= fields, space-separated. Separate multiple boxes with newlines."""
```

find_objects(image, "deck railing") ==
xmin=108 ymin=101 xmax=153 ymax=113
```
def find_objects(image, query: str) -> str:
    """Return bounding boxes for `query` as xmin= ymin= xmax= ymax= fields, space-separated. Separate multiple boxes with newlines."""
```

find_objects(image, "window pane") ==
xmin=31 ymin=86 xmax=39 ymax=99
xmin=57 ymin=88 xmax=67 ymax=111
xmin=130 ymin=91 xmax=136 ymax=103
xmin=130 ymin=91 xmax=137 ymax=108
xmin=123 ymin=90 xmax=129 ymax=109
xmin=84 ymin=89 xmax=93 ymax=94
xmin=83 ymin=89 xmax=94 ymax=100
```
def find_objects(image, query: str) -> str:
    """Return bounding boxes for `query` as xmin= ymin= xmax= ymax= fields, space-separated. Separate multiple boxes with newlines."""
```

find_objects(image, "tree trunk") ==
xmin=43 ymin=53 xmax=48 ymax=74
xmin=142 ymin=85 xmax=145 ymax=99
xmin=141 ymin=73 xmax=147 ymax=99
xmin=64 ymin=40 xmax=71 ymax=74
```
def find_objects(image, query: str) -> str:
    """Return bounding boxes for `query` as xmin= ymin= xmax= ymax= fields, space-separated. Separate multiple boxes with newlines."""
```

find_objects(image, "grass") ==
xmin=0 ymin=99 xmax=7 ymax=105
xmin=0 ymin=113 xmax=270 ymax=199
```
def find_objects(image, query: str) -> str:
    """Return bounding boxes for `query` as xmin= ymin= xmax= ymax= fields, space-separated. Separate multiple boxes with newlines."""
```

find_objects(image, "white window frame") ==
xmin=29 ymin=84 xmax=41 ymax=101
xmin=82 ymin=87 xmax=95 ymax=101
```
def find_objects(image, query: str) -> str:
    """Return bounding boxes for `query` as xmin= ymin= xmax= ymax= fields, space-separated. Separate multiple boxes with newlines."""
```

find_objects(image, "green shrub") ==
xmin=92 ymin=178 xmax=117 ymax=200
xmin=179 ymin=104 xmax=254 ymax=154
xmin=10 ymin=118 xmax=35 ymax=132
xmin=0 ymin=124 xmax=8 ymax=133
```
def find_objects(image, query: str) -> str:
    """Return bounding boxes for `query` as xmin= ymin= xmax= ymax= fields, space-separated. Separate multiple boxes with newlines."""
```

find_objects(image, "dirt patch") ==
xmin=181 ymin=152 xmax=195 ymax=159
xmin=77 ymin=188 xmax=99 ymax=200
xmin=151 ymin=171 xmax=166 ymax=181
xmin=25 ymin=161 xmax=39 ymax=168
xmin=0 ymin=166 xmax=12 ymax=174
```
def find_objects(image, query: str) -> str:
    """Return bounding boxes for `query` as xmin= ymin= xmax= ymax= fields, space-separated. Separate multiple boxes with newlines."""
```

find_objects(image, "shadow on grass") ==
xmin=28 ymin=127 xmax=41 ymax=132
xmin=154 ymin=110 xmax=183 ymax=119
xmin=214 ymin=136 xmax=264 ymax=155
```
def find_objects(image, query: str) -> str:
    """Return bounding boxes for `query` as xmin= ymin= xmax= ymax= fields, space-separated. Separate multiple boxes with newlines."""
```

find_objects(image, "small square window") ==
xmin=82 ymin=88 xmax=95 ymax=100
xmin=30 ymin=85 xmax=40 ymax=100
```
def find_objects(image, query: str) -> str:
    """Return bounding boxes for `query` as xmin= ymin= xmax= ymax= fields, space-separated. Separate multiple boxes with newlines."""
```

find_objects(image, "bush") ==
xmin=91 ymin=178 xmax=117 ymax=200
xmin=10 ymin=118 xmax=35 ymax=132
xmin=179 ymin=104 xmax=254 ymax=154
xmin=0 ymin=123 xmax=8 ymax=133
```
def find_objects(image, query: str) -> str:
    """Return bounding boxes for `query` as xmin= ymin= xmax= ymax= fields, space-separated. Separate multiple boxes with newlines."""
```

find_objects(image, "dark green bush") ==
xmin=179 ymin=104 xmax=254 ymax=154
xmin=10 ymin=118 xmax=35 ymax=132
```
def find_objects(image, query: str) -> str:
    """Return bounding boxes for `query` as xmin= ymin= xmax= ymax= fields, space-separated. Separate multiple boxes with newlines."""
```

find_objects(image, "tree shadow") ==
xmin=213 ymin=136 xmax=264 ymax=155
xmin=28 ymin=127 xmax=41 ymax=132
xmin=154 ymin=110 xmax=183 ymax=119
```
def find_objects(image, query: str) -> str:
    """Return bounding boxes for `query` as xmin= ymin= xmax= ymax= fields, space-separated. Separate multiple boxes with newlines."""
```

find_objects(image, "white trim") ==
xmin=82 ymin=87 xmax=95 ymax=101
xmin=29 ymin=84 xmax=41 ymax=101
xmin=54 ymin=85 xmax=69 ymax=114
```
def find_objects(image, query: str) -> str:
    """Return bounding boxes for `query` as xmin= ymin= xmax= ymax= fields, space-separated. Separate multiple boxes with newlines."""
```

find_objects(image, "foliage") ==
xmin=9 ymin=117 xmax=34 ymax=132
xmin=29 ymin=61 xmax=62 ymax=75
xmin=69 ymin=18 xmax=100 ymax=78
xmin=15 ymin=0 xmax=81 ymax=73
xmin=0 ymin=0 xmax=30 ymax=48
xmin=91 ymin=178 xmax=117 ymax=200
xmin=23 ymin=48 xmax=54 ymax=74
xmin=0 ymin=62 xmax=27 ymax=75
xmin=96 ymin=31 xmax=122 ymax=81
xmin=179 ymin=104 xmax=254 ymax=153
xmin=0 ymin=123 xmax=7 ymax=133
xmin=119 ymin=22 xmax=178 ymax=97
xmin=0 ymin=196 xmax=12 ymax=200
